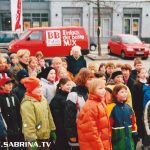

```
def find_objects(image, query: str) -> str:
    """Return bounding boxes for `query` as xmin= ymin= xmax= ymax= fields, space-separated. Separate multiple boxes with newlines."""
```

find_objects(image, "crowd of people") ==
xmin=0 ymin=45 xmax=150 ymax=150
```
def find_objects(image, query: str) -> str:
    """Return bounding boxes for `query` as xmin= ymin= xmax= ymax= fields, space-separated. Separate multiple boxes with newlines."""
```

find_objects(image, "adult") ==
xmin=12 ymin=49 xmax=30 ymax=84
xmin=66 ymin=45 xmax=86 ymax=76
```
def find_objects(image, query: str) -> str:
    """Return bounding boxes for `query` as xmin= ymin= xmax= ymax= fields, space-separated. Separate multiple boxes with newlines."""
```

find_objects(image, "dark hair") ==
xmin=98 ymin=63 xmax=106 ymax=71
xmin=57 ymin=77 xmax=70 ymax=91
xmin=112 ymin=84 xmax=127 ymax=102
xmin=94 ymin=71 xmax=106 ymax=78
xmin=75 ymin=68 xmax=94 ymax=86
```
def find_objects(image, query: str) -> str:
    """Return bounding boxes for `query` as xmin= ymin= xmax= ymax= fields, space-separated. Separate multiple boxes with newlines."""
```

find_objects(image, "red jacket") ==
xmin=77 ymin=94 xmax=112 ymax=150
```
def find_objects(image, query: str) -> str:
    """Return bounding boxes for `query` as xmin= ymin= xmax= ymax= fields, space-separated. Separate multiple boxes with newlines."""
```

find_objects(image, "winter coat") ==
xmin=77 ymin=94 xmax=112 ymax=150
xmin=41 ymin=78 xmax=56 ymax=104
xmin=66 ymin=55 xmax=86 ymax=76
xmin=0 ymin=91 xmax=22 ymax=137
xmin=0 ymin=112 xmax=7 ymax=139
xmin=130 ymin=69 xmax=137 ymax=81
xmin=12 ymin=83 xmax=26 ymax=102
xmin=106 ymin=83 xmax=133 ymax=108
xmin=64 ymin=86 xmax=88 ymax=140
xmin=50 ymin=89 xmax=69 ymax=150
xmin=143 ymin=100 xmax=150 ymax=146
xmin=21 ymin=95 xmax=56 ymax=141
xmin=143 ymin=84 xmax=150 ymax=109
xmin=132 ymin=81 xmax=145 ymax=138
xmin=110 ymin=102 xmax=137 ymax=150
xmin=124 ymin=77 xmax=135 ymax=95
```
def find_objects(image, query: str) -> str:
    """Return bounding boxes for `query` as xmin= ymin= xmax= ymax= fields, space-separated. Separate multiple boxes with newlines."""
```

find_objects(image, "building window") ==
xmin=62 ymin=7 xmax=82 ymax=26
xmin=0 ymin=13 xmax=11 ymax=31
xmin=23 ymin=13 xmax=48 ymax=30
xmin=123 ymin=8 xmax=142 ymax=36
xmin=93 ymin=8 xmax=112 ymax=38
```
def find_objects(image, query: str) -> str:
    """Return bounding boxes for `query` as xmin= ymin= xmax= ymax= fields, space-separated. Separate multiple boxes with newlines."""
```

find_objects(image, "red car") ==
xmin=108 ymin=34 xmax=149 ymax=59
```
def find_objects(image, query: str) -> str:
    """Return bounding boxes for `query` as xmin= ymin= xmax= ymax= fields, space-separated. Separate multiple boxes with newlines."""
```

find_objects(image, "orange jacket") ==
xmin=77 ymin=94 xmax=112 ymax=150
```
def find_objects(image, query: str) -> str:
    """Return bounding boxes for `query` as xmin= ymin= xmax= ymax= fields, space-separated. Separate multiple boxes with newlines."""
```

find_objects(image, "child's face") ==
xmin=29 ymin=60 xmax=38 ymax=69
xmin=1 ymin=82 xmax=13 ymax=93
xmin=116 ymin=88 xmax=128 ymax=103
xmin=114 ymin=75 xmax=124 ymax=84
xmin=60 ymin=81 xmax=72 ymax=93
xmin=47 ymin=69 xmax=56 ymax=82
xmin=106 ymin=66 xmax=114 ymax=75
xmin=121 ymin=69 xmax=130 ymax=78
xmin=138 ymin=69 xmax=148 ymax=80
xmin=53 ymin=60 xmax=62 ymax=70
xmin=135 ymin=63 xmax=142 ymax=71
xmin=39 ymin=59 xmax=45 ymax=67
xmin=95 ymin=84 xmax=106 ymax=98
xmin=32 ymin=84 xmax=42 ymax=96
xmin=62 ymin=62 xmax=67 ymax=69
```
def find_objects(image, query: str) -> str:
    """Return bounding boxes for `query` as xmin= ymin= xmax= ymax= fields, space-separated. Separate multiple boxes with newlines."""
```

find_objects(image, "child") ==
xmin=143 ymin=98 xmax=150 ymax=149
xmin=77 ymin=79 xmax=112 ymax=150
xmin=0 ymin=73 xmax=23 ymax=147
xmin=28 ymin=56 xmax=38 ymax=77
xmin=50 ymin=78 xmax=72 ymax=150
xmin=0 ymin=111 xmax=7 ymax=147
xmin=110 ymin=84 xmax=138 ymax=150
xmin=21 ymin=77 xmax=56 ymax=150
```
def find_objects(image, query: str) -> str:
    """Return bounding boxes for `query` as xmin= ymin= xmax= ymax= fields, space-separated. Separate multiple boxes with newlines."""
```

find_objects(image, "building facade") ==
xmin=0 ymin=0 xmax=150 ymax=43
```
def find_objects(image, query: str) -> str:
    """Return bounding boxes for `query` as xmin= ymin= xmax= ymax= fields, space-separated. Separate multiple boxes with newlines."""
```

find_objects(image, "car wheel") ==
xmin=121 ymin=51 xmax=126 ymax=59
xmin=90 ymin=44 xmax=97 ymax=51
xmin=108 ymin=48 xmax=112 ymax=55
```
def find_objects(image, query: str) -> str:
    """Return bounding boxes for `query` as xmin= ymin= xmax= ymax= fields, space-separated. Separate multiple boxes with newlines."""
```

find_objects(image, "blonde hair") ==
xmin=17 ymin=49 xmax=30 ymax=58
xmin=52 ymin=57 xmax=62 ymax=65
xmin=87 ymin=62 xmax=97 ymax=73
xmin=88 ymin=78 xmax=106 ymax=94
xmin=29 ymin=56 xmax=38 ymax=64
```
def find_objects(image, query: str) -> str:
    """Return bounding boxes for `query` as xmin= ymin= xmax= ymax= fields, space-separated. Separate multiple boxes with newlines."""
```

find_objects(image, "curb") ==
xmin=86 ymin=54 xmax=118 ymax=60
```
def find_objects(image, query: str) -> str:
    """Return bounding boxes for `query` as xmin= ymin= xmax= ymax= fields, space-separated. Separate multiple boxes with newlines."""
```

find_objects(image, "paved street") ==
xmin=85 ymin=45 xmax=150 ymax=70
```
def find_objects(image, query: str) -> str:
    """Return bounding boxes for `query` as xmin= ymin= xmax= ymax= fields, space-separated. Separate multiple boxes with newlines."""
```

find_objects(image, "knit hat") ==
xmin=111 ymin=71 xmax=123 ymax=79
xmin=22 ymin=77 xmax=41 ymax=92
xmin=37 ymin=67 xmax=55 ymax=79
xmin=0 ymin=73 xmax=14 ymax=87
xmin=17 ymin=69 xmax=29 ymax=82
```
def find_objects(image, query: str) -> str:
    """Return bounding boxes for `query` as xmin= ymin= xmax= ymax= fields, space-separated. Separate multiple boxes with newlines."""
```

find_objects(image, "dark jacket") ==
xmin=132 ymin=81 xmax=145 ymax=138
xmin=50 ymin=89 xmax=69 ymax=150
xmin=130 ymin=69 xmax=137 ymax=81
xmin=12 ymin=83 xmax=26 ymax=102
xmin=0 ymin=91 xmax=22 ymax=137
xmin=66 ymin=55 xmax=86 ymax=76
xmin=124 ymin=77 xmax=135 ymax=95
xmin=0 ymin=112 xmax=7 ymax=139
xmin=64 ymin=86 xmax=88 ymax=140
xmin=110 ymin=102 xmax=137 ymax=150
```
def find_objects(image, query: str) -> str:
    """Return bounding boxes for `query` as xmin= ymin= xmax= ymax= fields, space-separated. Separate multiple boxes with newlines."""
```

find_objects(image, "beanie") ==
xmin=37 ymin=67 xmax=55 ymax=79
xmin=0 ymin=73 xmax=14 ymax=87
xmin=17 ymin=69 xmax=29 ymax=82
xmin=22 ymin=77 xmax=40 ymax=92
xmin=111 ymin=71 xmax=123 ymax=79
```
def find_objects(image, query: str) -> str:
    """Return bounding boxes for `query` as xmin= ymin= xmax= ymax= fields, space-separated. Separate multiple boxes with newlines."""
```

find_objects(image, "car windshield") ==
xmin=122 ymin=36 xmax=142 ymax=44
xmin=0 ymin=33 xmax=19 ymax=43
xmin=19 ymin=30 xmax=30 ymax=40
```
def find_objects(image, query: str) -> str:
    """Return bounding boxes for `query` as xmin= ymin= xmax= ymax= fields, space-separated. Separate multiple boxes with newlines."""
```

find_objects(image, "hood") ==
xmin=123 ymin=43 xmax=146 ymax=49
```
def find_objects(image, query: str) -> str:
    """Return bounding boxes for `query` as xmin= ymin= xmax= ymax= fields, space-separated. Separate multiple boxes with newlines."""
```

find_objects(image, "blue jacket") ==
xmin=110 ymin=102 xmax=137 ymax=150
xmin=143 ymin=84 xmax=150 ymax=109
